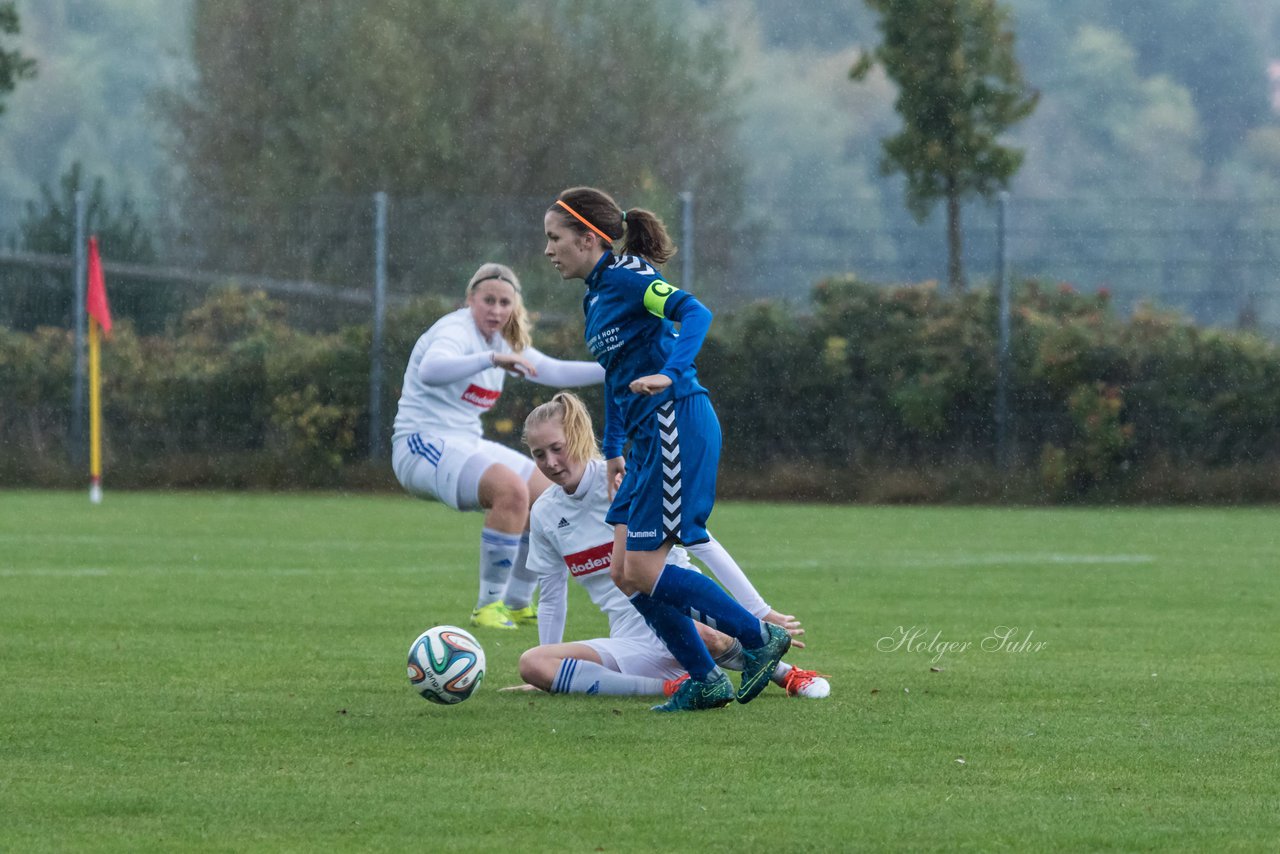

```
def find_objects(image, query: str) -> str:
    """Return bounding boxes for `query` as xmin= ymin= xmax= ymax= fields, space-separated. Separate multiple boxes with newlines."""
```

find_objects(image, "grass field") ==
xmin=2 ymin=490 xmax=1277 ymax=852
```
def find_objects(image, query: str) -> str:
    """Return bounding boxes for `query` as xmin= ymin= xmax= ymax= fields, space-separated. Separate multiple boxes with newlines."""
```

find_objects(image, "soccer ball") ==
xmin=407 ymin=625 xmax=486 ymax=705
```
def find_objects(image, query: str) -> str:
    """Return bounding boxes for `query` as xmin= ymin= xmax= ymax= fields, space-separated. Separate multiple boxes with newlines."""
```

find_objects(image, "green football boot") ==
xmin=469 ymin=601 xmax=517 ymax=630
xmin=506 ymin=605 xmax=538 ymax=627
xmin=650 ymin=670 xmax=735 ymax=712
xmin=737 ymin=623 xmax=792 ymax=704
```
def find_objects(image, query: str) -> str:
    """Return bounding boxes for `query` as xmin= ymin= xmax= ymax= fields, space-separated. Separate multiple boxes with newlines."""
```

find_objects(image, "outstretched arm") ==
xmin=523 ymin=348 xmax=606 ymax=387
xmin=685 ymin=536 xmax=805 ymax=647
xmin=684 ymin=537 xmax=768 ymax=616
xmin=417 ymin=349 xmax=494 ymax=385
xmin=418 ymin=345 xmax=542 ymax=385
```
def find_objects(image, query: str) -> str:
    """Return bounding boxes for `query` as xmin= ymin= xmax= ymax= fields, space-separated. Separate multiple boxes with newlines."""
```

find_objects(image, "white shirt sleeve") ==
xmin=524 ymin=347 xmax=606 ymax=388
xmin=529 ymin=519 xmax=570 ymax=645
xmin=417 ymin=350 xmax=492 ymax=386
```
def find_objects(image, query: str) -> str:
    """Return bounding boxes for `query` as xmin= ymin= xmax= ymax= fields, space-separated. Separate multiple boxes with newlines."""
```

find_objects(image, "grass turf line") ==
xmin=1 ymin=491 xmax=1277 ymax=851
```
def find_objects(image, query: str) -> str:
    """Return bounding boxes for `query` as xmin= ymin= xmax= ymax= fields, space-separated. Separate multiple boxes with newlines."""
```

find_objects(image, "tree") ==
xmin=164 ymin=0 xmax=744 ymax=300
xmin=0 ymin=1 xmax=36 ymax=115
xmin=1102 ymin=0 xmax=1268 ymax=176
xmin=1013 ymin=26 xmax=1200 ymax=199
xmin=850 ymin=0 xmax=1037 ymax=292
xmin=12 ymin=163 xmax=165 ymax=332
xmin=0 ymin=0 xmax=186 ymax=209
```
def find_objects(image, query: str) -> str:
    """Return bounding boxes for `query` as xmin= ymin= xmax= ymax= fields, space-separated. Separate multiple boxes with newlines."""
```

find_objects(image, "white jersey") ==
xmin=392 ymin=308 xmax=516 ymax=442
xmin=527 ymin=458 xmax=693 ymax=647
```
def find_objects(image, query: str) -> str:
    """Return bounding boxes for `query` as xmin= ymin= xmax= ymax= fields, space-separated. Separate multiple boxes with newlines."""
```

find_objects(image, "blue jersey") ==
xmin=582 ymin=252 xmax=712 ymax=459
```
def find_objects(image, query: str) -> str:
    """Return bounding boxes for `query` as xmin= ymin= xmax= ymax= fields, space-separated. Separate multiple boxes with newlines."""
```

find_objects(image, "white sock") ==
xmin=551 ymin=659 xmax=666 ymax=696
xmin=477 ymin=528 xmax=520 ymax=609
xmin=502 ymin=532 xmax=537 ymax=610
xmin=685 ymin=537 xmax=769 ymax=618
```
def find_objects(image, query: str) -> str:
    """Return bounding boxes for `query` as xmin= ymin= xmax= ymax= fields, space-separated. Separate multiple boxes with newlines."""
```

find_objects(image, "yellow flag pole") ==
xmin=89 ymin=315 xmax=103 ymax=504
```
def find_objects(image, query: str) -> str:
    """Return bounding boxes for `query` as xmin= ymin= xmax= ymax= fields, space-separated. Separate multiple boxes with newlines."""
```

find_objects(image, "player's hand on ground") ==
xmin=628 ymin=373 xmax=672 ymax=395
xmin=499 ymin=683 xmax=542 ymax=693
xmin=764 ymin=609 xmax=806 ymax=649
xmin=493 ymin=352 xmax=536 ymax=377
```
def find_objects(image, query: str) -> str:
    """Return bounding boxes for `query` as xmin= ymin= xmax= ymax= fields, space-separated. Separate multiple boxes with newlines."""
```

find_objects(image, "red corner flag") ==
xmin=86 ymin=236 xmax=113 ymax=337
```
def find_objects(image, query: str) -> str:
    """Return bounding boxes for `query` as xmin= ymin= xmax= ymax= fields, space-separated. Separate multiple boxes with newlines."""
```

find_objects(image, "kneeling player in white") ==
xmin=505 ymin=391 xmax=830 ymax=699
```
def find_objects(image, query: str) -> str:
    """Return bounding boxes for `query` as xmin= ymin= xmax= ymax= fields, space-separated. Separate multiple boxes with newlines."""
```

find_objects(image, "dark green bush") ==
xmin=2 ymin=279 xmax=1277 ymax=501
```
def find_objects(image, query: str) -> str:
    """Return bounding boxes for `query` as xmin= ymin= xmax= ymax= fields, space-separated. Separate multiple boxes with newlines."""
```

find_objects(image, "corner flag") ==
xmin=87 ymin=236 xmax=113 ymax=336
xmin=86 ymin=236 xmax=112 ymax=503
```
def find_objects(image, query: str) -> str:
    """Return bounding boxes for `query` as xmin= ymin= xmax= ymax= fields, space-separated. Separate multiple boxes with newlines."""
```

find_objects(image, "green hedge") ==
xmin=708 ymin=278 xmax=1280 ymax=500
xmin=2 ymin=281 xmax=1277 ymax=502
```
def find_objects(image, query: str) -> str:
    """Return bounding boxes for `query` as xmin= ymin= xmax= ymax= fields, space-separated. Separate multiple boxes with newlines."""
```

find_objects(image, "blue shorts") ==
xmin=606 ymin=392 xmax=721 ymax=551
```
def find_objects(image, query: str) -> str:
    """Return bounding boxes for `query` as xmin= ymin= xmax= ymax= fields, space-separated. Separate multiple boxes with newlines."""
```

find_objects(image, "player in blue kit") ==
xmin=502 ymin=391 xmax=830 ymax=702
xmin=543 ymin=186 xmax=792 ymax=712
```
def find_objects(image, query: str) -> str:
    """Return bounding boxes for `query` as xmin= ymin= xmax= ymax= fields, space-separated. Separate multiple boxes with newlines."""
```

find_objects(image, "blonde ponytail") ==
xmin=523 ymin=391 xmax=602 ymax=464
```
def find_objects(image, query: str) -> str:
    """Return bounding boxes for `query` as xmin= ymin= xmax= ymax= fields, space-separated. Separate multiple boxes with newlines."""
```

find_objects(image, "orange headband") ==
xmin=556 ymin=199 xmax=615 ymax=244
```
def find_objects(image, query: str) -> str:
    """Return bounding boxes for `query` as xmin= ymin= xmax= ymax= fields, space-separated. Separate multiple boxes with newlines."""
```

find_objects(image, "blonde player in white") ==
xmin=392 ymin=263 xmax=605 ymax=630
xmin=505 ymin=391 xmax=830 ymax=700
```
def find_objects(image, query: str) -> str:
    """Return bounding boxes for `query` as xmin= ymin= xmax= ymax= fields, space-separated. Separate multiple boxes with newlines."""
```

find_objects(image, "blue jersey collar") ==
xmin=584 ymin=252 xmax=614 ymax=290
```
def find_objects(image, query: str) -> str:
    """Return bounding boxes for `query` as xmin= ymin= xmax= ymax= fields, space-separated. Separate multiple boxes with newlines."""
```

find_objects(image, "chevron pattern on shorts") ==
xmin=658 ymin=400 xmax=681 ymax=539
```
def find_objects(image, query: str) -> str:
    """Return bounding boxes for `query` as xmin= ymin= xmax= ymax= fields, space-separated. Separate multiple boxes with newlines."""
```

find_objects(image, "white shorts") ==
xmin=392 ymin=432 xmax=534 ymax=511
xmin=582 ymin=634 xmax=684 ymax=681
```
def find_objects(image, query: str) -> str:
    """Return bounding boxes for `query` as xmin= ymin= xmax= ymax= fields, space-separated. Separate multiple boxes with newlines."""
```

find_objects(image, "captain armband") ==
xmin=642 ymin=280 xmax=681 ymax=318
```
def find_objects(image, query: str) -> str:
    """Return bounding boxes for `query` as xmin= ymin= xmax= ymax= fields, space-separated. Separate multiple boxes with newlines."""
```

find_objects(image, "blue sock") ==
xmin=650 ymin=564 xmax=768 ymax=649
xmin=628 ymin=591 xmax=717 ymax=680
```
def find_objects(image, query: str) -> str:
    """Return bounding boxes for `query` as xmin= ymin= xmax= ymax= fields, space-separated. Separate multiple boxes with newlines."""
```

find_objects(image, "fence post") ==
xmin=995 ymin=191 xmax=1011 ymax=470
xmin=679 ymin=190 xmax=694 ymax=289
xmin=70 ymin=190 xmax=88 ymax=466
xmin=369 ymin=191 xmax=388 ymax=460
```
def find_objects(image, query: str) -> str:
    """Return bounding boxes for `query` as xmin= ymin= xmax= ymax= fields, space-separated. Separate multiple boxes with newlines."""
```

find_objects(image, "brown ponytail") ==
xmin=549 ymin=186 xmax=677 ymax=266
xmin=620 ymin=207 xmax=676 ymax=265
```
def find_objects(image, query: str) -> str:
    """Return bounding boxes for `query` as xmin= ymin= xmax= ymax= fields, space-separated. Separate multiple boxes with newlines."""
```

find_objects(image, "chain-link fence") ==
xmin=730 ymin=193 xmax=1280 ymax=336
xmin=5 ymin=188 xmax=1278 ymax=334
